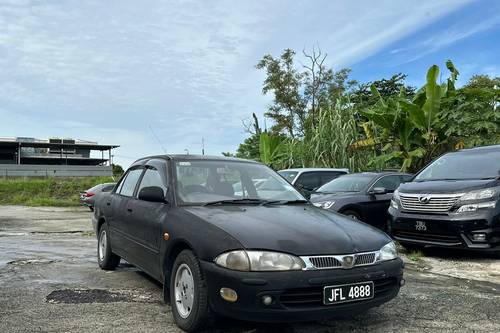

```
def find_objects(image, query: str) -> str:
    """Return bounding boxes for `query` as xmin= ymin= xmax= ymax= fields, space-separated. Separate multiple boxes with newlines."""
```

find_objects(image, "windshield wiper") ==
xmin=262 ymin=199 xmax=309 ymax=205
xmin=204 ymin=198 xmax=269 ymax=206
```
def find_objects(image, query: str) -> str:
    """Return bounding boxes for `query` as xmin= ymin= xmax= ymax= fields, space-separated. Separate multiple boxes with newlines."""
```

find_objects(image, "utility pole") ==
xmin=201 ymin=137 xmax=205 ymax=155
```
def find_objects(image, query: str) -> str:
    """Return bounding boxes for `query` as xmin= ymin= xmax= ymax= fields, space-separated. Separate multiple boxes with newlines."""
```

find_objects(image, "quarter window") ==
xmin=118 ymin=168 xmax=143 ymax=197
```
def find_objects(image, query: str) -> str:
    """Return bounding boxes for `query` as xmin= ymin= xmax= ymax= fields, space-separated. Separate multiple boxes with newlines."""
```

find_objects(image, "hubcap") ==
xmin=348 ymin=214 xmax=359 ymax=220
xmin=174 ymin=263 xmax=195 ymax=319
xmin=99 ymin=230 xmax=107 ymax=261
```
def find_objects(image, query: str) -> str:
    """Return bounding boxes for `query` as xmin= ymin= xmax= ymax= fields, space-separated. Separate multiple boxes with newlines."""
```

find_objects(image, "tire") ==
xmin=399 ymin=242 xmax=425 ymax=252
xmin=342 ymin=210 xmax=362 ymax=221
xmin=170 ymin=250 xmax=213 ymax=332
xmin=97 ymin=223 xmax=120 ymax=270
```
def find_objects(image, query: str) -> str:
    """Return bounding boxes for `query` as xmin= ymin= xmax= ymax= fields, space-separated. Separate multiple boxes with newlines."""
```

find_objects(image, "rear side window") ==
xmin=295 ymin=172 xmax=321 ymax=190
xmin=372 ymin=175 xmax=403 ymax=192
xmin=319 ymin=171 xmax=346 ymax=185
xmin=118 ymin=169 xmax=143 ymax=197
xmin=137 ymin=168 xmax=167 ymax=196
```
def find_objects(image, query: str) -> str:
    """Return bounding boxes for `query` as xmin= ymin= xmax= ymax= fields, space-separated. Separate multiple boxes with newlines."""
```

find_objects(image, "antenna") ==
xmin=148 ymin=125 xmax=167 ymax=153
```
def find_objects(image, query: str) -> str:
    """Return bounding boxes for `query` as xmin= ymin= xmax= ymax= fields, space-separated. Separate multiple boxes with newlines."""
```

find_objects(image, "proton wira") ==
xmin=92 ymin=155 xmax=404 ymax=332
xmin=389 ymin=145 xmax=500 ymax=256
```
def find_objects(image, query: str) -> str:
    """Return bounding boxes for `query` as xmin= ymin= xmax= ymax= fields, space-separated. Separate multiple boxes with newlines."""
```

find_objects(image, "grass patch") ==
xmin=0 ymin=176 xmax=116 ymax=207
xmin=407 ymin=250 xmax=425 ymax=263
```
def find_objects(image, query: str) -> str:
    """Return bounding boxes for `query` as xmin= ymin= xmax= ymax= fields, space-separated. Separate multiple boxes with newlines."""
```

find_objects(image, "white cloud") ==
xmin=0 ymin=0 xmax=480 ymax=167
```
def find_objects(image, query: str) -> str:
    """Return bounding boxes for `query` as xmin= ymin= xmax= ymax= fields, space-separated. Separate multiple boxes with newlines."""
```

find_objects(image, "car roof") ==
xmin=131 ymin=154 xmax=259 ymax=166
xmin=457 ymin=144 xmax=500 ymax=153
xmin=344 ymin=171 xmax=412 ymax=177
xmin=278 ymin=168 xmax=349 ymax=173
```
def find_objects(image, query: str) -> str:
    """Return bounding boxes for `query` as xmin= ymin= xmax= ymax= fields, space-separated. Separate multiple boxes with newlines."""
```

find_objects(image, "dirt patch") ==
xmin=46 ymin=289 xmax=159 ymax=304
xmin=7 ymin=259 xmax=55 ymax=266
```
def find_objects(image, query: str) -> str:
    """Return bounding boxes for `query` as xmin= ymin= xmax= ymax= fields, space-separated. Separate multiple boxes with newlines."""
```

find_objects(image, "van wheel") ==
xmin=97 ymin=223 xmax=120 ymax=270
xmin=399 ymin=242 xmax=425 ymax=252
xmin=342 ymin=210 xmax=362 ymax=221
xmin=170 ymin=250 xmax=213 ymax=332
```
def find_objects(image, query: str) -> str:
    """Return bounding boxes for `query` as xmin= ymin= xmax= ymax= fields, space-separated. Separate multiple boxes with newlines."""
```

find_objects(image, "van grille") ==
xmin=399 ymin=193 xmax=462 ymax=213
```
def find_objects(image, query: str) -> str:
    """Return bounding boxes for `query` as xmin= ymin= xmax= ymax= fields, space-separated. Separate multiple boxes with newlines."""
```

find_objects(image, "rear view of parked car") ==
xmin=278 ymin=168 xmax=349 ymax=197
xmin=389 ymin=145 xmax=500 ymax=256
xmin=80 ymin=183 xmax=116 ymax=211
xmin=310 ymin=172 xmax=412 ymax=230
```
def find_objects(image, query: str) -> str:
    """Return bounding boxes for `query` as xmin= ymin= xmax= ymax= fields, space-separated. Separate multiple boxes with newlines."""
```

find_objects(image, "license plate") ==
xmin=415 ymin=220 xmax=427 ymax=231
xmin=323 ymin=281 xmax=374 ymax=305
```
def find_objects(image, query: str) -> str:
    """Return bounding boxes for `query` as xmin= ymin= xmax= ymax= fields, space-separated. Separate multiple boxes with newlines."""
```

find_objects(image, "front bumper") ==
xmin=201 ymin=258 xmax=403 ymax=322
xmin=389 ymin=206 xmax=500 ymax=251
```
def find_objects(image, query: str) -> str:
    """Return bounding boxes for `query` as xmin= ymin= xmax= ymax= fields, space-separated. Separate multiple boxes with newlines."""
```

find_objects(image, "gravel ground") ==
xmin=0 ymin=206 xmax=499 ymax=333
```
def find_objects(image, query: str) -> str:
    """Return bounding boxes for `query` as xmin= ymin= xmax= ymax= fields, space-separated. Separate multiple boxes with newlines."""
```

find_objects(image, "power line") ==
xmin=148 ymin=125 xmax=167 ymax=153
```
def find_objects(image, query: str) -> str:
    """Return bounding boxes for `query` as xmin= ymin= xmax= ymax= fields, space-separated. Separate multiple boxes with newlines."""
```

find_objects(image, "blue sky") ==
xmin=0 ymin=0 xmax=498 ymax=168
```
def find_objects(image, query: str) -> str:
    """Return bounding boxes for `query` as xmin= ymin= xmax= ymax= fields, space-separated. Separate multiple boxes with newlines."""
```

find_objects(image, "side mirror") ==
xmin=369 ymin=187 xmax=387 ymax=195
xmin=138 ymin=186 xmax=166 ymax=203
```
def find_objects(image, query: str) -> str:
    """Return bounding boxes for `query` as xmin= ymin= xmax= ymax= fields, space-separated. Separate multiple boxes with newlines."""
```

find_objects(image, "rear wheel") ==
xmin=170 ymin=250 xmax=213 ymax=332
xmin=97 ymin=223 xmax=120 ymax=270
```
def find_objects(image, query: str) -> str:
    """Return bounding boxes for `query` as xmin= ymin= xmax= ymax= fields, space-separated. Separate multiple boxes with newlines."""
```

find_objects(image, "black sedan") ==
xmin=310 ymin=172 xmax=413 ymax=230
xmin=92 ymin=155 xmax=404 ymax=332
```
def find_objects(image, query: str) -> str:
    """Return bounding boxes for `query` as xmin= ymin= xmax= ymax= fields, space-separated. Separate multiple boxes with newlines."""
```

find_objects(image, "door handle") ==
xmin=106 ymin=202 xmax=111 ymax=206
xmin=127 ymin=208 xmax=133 ymax=213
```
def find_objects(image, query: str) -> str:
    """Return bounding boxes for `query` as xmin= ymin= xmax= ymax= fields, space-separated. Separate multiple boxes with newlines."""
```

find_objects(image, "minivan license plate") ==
xmin=323 ymin=281 xmax=374 ymax=305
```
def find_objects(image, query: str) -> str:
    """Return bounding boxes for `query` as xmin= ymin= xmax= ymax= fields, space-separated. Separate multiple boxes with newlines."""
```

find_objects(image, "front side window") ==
xmin=137 ymin=167 xmax=167 ymax=196
xmin=415 ymin=151 xmax=500 ymax=181
xmin=372 ymin=175 xmax=403 ymax=192
xmin=119 ymin=168 xmax=143 ymax=197
xmin=175 ymin=160 xmax=303 ymax=204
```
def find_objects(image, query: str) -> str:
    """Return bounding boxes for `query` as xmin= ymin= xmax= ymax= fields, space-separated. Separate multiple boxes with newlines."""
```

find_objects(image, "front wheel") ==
xmin=97 ymin=223 xmax=120 ymax=270
xmin=170 ymin=250 xmax=213 ymax=332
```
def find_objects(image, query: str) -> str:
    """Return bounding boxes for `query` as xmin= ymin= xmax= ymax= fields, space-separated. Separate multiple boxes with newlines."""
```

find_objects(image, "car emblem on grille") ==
xmin=342 ymin=255 xmax=355 ymax=269
xmin=418 ymin=196 xmax=431 ymax=204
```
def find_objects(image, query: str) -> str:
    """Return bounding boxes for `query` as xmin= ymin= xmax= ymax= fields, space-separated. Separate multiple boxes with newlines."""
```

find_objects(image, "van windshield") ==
xmin=415 ymin=150 xmax=500 ymax=181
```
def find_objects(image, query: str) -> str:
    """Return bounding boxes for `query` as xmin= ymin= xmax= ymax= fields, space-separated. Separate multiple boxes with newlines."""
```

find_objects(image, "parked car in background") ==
xmin=92 ymin=155 xmax=403 ymax=332
xmin=278 ymin=168 xmax=349 ymax=197
xmin=389 ymin=145 xmax=500 ymax=256
xmin=80 ymin=183 xmax=116 ymax=211
xmin=310 ymin=172 xmax=413 ymax=230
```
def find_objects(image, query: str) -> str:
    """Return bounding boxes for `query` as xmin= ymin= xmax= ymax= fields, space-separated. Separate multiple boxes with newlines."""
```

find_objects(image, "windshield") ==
xmin=278 ymin=170 xmax=298 ymax=183
xmin=316 ymin=174 xmax=373 ymax=193
xmin=415 ymin=151 xmax=500 ymax=181
xmin=175 ymin=160 xmax=304 ymax=204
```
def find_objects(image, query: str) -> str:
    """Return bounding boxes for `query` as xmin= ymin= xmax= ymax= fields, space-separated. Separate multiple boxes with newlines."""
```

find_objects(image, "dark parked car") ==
xmin=278 ymin=168 xmax=349 ymax=197
xmin=80 ymin=183 xmax=116 ymax=211
xmin=310 ymin=172 xmax=413 ymax=230
xmin=389 ymin=145 xmax=500 ymax=256
xmin=92 ymin=155 xmax=403 ymax=332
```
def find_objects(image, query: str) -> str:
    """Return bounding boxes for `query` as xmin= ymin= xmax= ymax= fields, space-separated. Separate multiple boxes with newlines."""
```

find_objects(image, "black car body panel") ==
xmin=310 ymin=172 xmax=412 ymax=230
xmin=389 ymin=145 xmax=500 ymax=252
xmin=92 ymin=155 xmax=403 ymax=323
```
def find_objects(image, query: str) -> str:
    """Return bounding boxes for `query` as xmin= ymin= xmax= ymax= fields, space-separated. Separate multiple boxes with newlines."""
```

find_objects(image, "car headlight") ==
xmin=378 ymin=241 xmax=398 ymax=262
xmin=312 ymin=201 xmax=335 ymax=209
xmin=460 ymin=187 xmax=499 ymax=201
xmin=215 ymin=250 xmax=305 ymax=271
xmin=390 ymin=189 xmax=400 ymax=210
xmin=457 ymin=201 xmax=497 ymax=213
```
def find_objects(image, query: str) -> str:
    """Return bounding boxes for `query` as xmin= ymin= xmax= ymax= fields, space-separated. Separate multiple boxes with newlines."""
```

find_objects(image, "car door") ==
xmin=126 ymin=160 xmax=169 ymax=279
xmin=364 ymin=175 xmax=405 ymax=229
xmin=110 ymin=167 xmax=145 ymax=261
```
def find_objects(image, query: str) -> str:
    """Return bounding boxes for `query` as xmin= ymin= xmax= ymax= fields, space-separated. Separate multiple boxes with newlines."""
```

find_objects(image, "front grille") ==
xmin=393 ymin=230 xmax=462 ymax=245
xmin=279 ymin=277 xmax=398 ymax=308
xmin=303 ymin=251 xmax=378 ymax=270
xmin=309 ymin=256 xmax=342 ymax=268
xmin=399 ymin=193 xmax=462 ymax=213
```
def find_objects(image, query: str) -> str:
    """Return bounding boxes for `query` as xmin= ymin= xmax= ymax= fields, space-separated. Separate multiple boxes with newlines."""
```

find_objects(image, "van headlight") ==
xmin=390 ymin=189 xmax=400 ymax=210
xmin=460 ymin=187 xmax=499 ymax=201
xmin=457 ymin=187 xmax=499 ymax=212
xmin=215 ymin=250 xmax=305 ymax=271
xmin=312 ymin=201 xmax=335 ymax=209
xmin=378 ymin=241 xmax=398 ymax=262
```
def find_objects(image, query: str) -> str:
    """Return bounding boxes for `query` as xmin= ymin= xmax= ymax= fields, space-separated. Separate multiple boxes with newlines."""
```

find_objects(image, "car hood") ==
xmin=399 ymin=179 xmax=499 ymax=194
xmin=183 ymin=205 xmax=390 ymax=256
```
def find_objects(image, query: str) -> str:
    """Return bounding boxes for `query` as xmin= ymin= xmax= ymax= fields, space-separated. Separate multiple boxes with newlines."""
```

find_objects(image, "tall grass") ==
xmin=0 ymin=177 xmax=115 ymax=207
